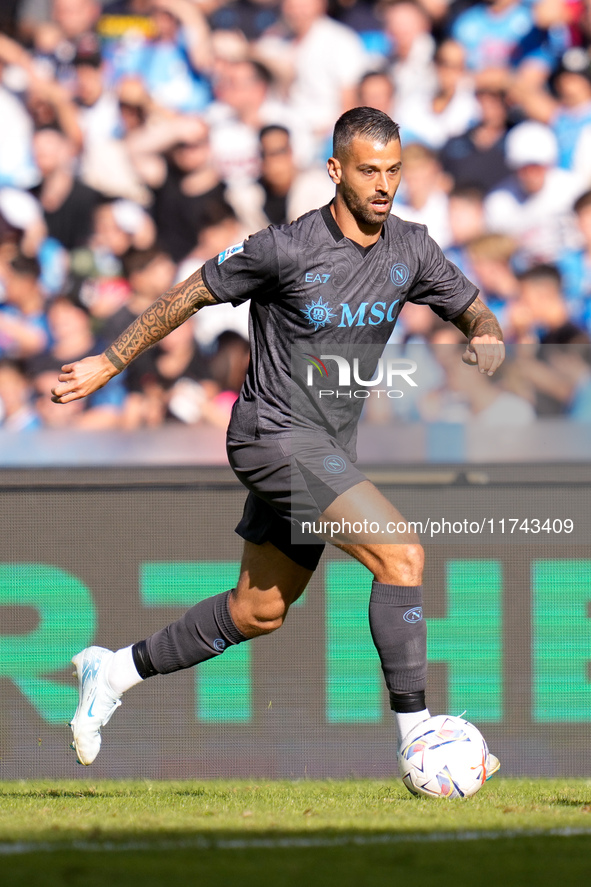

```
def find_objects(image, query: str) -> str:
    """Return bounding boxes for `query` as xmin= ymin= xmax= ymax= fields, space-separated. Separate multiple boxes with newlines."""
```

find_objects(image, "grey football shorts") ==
xmin=226 ymin=434 xmax=367 ymax=571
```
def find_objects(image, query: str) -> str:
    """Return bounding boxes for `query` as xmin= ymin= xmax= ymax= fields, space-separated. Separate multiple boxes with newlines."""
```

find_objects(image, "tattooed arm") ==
xmin=51 ymin=269 xmax=219 ymax=404
xmin=451 ymin=296 xmax=505 ymax=376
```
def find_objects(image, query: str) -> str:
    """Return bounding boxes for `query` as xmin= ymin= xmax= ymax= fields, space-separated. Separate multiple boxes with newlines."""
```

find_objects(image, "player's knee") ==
xmin=375 ymin=543 xmax=424 ymax=585
xmin=239 ymin=599 xmax=289 ymax=636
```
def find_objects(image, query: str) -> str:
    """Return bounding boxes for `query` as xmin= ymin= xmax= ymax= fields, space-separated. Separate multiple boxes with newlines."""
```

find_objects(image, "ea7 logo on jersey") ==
xmin=305 ymin=272 xmax=331 ymax=284
xmin=218 ymin=242 xmax=245 ymax=264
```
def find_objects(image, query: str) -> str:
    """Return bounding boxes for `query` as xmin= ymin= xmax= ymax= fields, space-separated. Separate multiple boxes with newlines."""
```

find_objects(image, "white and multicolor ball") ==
xmin=398 ymin=715 xmax=490 ymax=799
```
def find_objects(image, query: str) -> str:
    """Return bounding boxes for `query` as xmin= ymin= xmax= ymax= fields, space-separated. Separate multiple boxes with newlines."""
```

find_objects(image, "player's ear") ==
xmin=327 ymin=156 xmax=341 ymax=185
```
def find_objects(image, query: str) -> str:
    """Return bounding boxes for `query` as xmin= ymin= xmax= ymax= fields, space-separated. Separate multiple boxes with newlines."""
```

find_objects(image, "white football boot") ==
xmin=69 ymin=646 xmax=121 ymax=765
xmin=486 ymin=752 xmax=501 ymax=780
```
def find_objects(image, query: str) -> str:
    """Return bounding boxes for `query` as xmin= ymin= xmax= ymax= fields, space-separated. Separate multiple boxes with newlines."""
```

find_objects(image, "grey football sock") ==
xmin=134 ymin=590 xmax=246 ymax=676
xmin=368 ymin=582 xmax=427 ymax=709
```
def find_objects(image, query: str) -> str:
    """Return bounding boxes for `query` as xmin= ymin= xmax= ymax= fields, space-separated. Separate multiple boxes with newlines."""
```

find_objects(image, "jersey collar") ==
xmin=320 ymin=202 xmax=387 ymax=257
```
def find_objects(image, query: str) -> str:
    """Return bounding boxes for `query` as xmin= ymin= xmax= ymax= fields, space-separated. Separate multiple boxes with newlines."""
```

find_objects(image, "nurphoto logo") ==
xmin=304 ymin=353 xmax=418 ymax=400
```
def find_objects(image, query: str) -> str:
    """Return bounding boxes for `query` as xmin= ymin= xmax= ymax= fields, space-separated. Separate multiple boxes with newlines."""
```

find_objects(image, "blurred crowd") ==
xmin=1 ymin=0 xmax=591 ymax=432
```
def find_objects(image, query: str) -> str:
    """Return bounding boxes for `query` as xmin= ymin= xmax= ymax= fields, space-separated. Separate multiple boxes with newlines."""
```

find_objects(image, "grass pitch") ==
xmin=1 ymin=779 xmax=591 ymax=886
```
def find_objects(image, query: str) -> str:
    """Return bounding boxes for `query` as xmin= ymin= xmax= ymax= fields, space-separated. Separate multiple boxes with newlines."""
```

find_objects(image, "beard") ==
xmin=339 ymin=178 xmax=394 ymax=226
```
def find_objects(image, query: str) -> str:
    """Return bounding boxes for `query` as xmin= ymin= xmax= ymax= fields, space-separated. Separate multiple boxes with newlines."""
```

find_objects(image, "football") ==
xmin=397 ymin=715 xmax=490 ymax=799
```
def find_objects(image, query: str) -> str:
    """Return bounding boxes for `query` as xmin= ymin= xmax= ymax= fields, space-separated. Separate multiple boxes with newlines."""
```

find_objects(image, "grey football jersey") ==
xmin=202 ymin=204 xmax=478 ymax=456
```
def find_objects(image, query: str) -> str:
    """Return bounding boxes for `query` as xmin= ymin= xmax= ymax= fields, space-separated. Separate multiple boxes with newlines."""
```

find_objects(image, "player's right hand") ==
xmin=51 ymin=353 xmax=120 ymax=404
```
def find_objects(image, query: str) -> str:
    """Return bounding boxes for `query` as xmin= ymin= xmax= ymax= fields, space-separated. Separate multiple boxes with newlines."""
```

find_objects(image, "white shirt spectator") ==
xmin=78 ymin=91 xmax=120 ymax=146
xmin=393 ymin=191 xmax=451 ymax=250
xmin=0 ymin=86 xmax=37 ymax=189
xmin=572 ymin=124 xmax=591 ymax=187
xmin=206 ymin=99 xmax=315 ymax=185
xmin=258 ymin=17 xmax=368 ymax=137
xmin=397 ymin=86 xmax=480 ymax=151
xmin=390 ymin=33 xmax=437 ymax=106
xmin=485 ymin=168 xmax=584 ymax=264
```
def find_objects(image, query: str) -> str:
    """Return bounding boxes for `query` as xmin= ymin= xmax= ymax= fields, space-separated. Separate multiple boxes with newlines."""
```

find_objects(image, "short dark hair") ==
xmin=358 ymin=69 xmax=393 ymax=87
xmin=10 ymin=253 xmax=41 ymax=279
xmin=122 ymin=246 xmax=170 ymax=279
xmin=449 ymin=185 xmax=485 ymax=203
xmin=243 ymin=59 xmax=273 ymax=87
xmin=574 ymin=189 xmax=591 ymax=215
xmin=259 ymin=124 xmax=290 ymax=143
xmin=333 ymin=107 xmax=400 ymax=158
xmin=517 ymin=263 xmax=562 ymax=287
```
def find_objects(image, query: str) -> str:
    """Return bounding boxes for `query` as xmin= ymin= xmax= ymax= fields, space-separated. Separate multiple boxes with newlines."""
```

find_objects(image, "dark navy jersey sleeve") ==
xmin=407 ymin=226 xmax=478 ymax=320
xmin=201 ymin=227 xmax=279 ymax=307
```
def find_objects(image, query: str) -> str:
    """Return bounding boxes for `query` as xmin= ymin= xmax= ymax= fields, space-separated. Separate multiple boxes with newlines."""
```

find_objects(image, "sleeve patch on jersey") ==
xmin=218 ymin=242 xmax=245 ymax=264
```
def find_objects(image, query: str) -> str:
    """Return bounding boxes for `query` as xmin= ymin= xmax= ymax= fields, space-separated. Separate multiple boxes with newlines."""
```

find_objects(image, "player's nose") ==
xmin=376 ymin=173 xmax=388 ymax=193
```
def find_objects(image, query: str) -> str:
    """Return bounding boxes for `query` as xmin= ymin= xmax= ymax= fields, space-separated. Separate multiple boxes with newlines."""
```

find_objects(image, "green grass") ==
xmin=1 ymin=779 xmax=591 ymax=886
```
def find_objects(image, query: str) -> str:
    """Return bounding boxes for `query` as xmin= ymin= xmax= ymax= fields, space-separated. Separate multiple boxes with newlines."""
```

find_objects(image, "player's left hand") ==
xmin=462 ymin=335 xmax=505 ymax=376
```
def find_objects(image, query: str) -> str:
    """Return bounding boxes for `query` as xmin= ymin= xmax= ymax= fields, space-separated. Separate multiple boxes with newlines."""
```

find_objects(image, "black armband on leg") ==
xmin=132 ymin=639 xmax=159 ymax=680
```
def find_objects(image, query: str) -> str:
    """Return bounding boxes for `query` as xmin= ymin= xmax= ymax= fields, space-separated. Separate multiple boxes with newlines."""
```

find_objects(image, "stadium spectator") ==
xmin=484 ymin=120 xmax=584 ymax=265
xmin=0 ymin=254 xmax=49 ymax=360
xmin=199 ymin=329 xmax=251 ymax=426
xmin=0 ymin=187 xmax=47 ymax=259
xmin=51 ymin=0 xmax=101 ymax=42
xmin=396 ymin=39 xmax=479 ymax=149
xmin=515 ymin=263 xmax=590 ymax=344
xmin=557 ymin=189 xmax=591 ymax=332
xmin=450 ymin=0 xmax=557 ymax=77
xmin=209 ymin=0 xmax=280 ymax=43
xmin=356 ymin=69 xmax=396 ymax=116
xmin=127 ymin=114 xmax=234 ymax=262
xmin=395 ymin=301 xmax=441 ymax=344
xmin=99 ymin=246 xmax=175 ymax=429
xmin=0 ymin=358 xmax=42 ymax=430
xmin=25 ymin=73 xmax=84 ymax=153
xmin=465 ymin=233 xmax=519 ymax=328
xmin=0 ymin=36 xmax=38 ymax=189
xmin=71 ymin=34 xmax=119 ymax=147
xmin=226 ymin=125 xmax=333 ymax=231
xmin=80 ymin=75 xmax=171 ymax=204
xmin=30 ymin=126 xmax=103 ymax=251
xmin=107 ymin=0 xmax=212 ymax=113
xmin=551 ymin=49 xmax=591 ymax=174
xmin=173 ymin=210 xmax=251 ymax=348
xmin=91 ymin=244 xmax=174 ymax=431
xmin=417 ymin=349 xmax=536 ymax=426
xmin=31 ymin=295 xmax=125 ymax=428
xmin=154 ymin=319 xmax=212 ymax=423
xmin=439 ymin=73 xmax=513 ymax=193
xmin=543 ymin=344 xmax=591 ymax=421
xmin=100 ymin=245 xmax=176 ymax=364
xmin=31 ymin=0 xmax=103 ymax=90
xmin=75 ymin=198 xmax=157 ymax=283
xmin=444 ymin=185 xmax=487 ymax=277
xmin=380 ymin=0 xmax=436 ymax=104
xmin=205 ymin=58 xmax=313 ymax=182
xmin=516 ymin=47 xmax=591 ymax=174
xmin=393 ymin=142 xmax=451 ymax=248
xmin=256 ymin=0 xmax=369 ymax=144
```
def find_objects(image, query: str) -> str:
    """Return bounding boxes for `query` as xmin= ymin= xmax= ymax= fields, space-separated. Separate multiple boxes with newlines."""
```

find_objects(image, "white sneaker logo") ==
xmin=82 ymin=656 xmax=100 ymax=684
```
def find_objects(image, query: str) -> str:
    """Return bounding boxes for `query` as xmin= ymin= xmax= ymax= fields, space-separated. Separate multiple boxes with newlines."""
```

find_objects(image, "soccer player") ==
xmin=52 ymin=107 xmax=504 ymax=774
